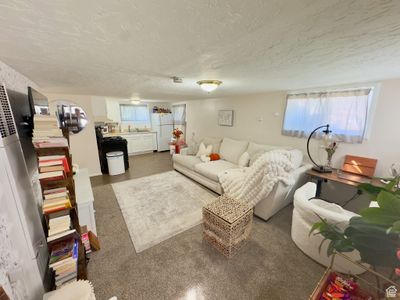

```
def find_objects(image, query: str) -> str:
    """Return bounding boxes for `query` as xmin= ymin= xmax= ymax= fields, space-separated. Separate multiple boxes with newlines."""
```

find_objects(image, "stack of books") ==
xmin=32 ymin=115 xmax=68 ymax=148
xmin=48 ymin=210 xmax=72 ymax=237
xmin=38 ymin=155 xmax=70 ymax=183
xmin=49 ymin=239 xmax=79 ymax=288
xmin=42 ymin=187 xmax=72 ymax=215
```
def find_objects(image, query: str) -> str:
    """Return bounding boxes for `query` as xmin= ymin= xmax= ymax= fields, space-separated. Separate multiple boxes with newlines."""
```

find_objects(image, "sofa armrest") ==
xmin=179 ymin=146 xmax=197 ymax=156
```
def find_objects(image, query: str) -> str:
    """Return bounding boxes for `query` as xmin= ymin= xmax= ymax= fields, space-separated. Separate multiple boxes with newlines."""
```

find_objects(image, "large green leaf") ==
xmin=344 ymin=217 xmax=399 ymax=268
xmin=360 ymin=191 xmax=400 ymax=226
xmin=358 ymin=183 xmax=386 ymax=200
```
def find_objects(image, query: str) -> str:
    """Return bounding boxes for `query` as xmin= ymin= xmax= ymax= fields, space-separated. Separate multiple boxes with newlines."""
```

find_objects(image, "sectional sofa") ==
xmin=172 ymin=137 xmax=311 ymax=221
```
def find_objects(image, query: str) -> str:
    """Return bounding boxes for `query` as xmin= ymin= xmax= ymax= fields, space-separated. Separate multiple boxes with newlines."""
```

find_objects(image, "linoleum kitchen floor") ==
xmin=88 ymin=152 xmax=324 ymax=300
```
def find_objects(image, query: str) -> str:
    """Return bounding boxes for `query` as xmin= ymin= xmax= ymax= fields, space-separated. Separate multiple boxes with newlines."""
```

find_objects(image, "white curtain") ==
xmin=282 ymin=89 xmax=371 ymax=143
xmin=172 ymin=104 xmax=186 ymax=125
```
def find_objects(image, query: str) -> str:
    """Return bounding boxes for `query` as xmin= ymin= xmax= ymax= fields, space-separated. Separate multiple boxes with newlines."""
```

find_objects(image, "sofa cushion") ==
xmin=219 ymin=138 xmax=249 ymax=164
xmin=247 ymin=142 xmax=293 ymax=166
xmin=238 ymin=151 xmax=250 ymax=167
xmin=194 ymin=160 xmax=238 ymax=182
xmin=202 ymin=137 xmax=222 ymax=154
xmin=288 ymin=149 xmax=303 ymax=169
xmin=172 ymin=154 xmax=202 ymax=170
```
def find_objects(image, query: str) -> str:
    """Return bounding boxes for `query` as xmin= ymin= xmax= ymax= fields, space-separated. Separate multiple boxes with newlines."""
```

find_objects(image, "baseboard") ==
xmin=89 ymin=172 xmax=103 ymax=177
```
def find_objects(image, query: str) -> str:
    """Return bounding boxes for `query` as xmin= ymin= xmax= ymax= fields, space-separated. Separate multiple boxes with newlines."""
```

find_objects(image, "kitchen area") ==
xmin=91 ymin=97 xmax=185 ymax=174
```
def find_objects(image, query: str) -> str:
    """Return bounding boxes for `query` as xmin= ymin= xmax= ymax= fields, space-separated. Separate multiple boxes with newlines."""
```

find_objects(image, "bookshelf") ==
xmin=34 ymin=128 xmax=87 ymax=290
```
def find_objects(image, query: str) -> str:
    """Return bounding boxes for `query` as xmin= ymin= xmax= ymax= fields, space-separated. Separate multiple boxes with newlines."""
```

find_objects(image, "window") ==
xmin=172 ymin=104 xmax=186 ymax=125
xmin=172 ymin=104 xmax=186 ymax=138
xmin=282 ymin=88 xmax=373 ymax=143
xmin=120 ymin=104 xmax=149 ymax=124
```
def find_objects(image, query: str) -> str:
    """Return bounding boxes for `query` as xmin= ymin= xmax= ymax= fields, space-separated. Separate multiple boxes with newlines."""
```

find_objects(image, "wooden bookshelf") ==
xmin=34 ymin=130 xmax=87 ymax=289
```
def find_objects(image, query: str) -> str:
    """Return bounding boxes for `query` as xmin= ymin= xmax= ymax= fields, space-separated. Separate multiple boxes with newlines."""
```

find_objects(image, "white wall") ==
xmin=185 ymin=78 xmax=400 ymax=178
xmin=47 ymin=93 xmax=102 ymax=176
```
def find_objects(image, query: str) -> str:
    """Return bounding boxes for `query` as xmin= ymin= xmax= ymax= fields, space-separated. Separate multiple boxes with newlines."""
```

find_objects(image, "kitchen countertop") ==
xmin=104 ymin=131 xmax=156 ymax=137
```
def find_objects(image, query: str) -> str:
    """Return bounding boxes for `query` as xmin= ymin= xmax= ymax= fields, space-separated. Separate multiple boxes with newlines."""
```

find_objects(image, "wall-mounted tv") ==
xmin=28 ymin=86 xmax=49 ymax=116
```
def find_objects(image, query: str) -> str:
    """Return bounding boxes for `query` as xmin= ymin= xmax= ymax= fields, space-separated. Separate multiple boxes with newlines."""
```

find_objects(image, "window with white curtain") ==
xmin=120 ymin=104 xmax=150 ymax=124
xmin=172 ymin=104 xmax=186 ymax=125
xmin=282 ymin=88 xmax=373 ymax=143
xmin=172 ymin=104 xmax=186 ymax=138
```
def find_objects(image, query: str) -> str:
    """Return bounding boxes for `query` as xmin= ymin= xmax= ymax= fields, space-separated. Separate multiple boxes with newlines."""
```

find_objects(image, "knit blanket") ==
xmin=218 ymin=150 xmax=295 ymax=207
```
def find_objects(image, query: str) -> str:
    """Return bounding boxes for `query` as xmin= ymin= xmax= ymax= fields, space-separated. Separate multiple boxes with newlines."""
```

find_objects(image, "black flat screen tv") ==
xmin=28 ymin=86 xmax=49 ymax=117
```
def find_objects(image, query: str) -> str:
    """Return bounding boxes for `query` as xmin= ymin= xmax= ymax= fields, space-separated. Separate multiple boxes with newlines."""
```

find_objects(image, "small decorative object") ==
xmin=203 ymin=194 xmax=252 ymax=258
xmin=172 ymin=128 xmax=183 ymax=139
xmin=170 ymin=128 xmax=186 ymax=154
xmin=218 ymin=110 xmax=234 ymax=127
xmin=209 ymin=153 xmax=220 ymax=161
xmin=153 ymin=106 xmax=171 ymax=113
xmin=306 ymin=124 xmax=336 ymax=173
xmin=325 ymin=141 xmax=338 ymax=169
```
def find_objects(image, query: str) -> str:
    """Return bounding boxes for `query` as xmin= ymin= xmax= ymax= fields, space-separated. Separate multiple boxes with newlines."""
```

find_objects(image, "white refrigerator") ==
xmin=151 ymin=113 xmax=173 ymax=152
xmin=0 ymin=84 xmax=46 ymax=299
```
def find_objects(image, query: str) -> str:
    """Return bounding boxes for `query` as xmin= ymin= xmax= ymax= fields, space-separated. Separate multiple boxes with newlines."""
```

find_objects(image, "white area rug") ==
xmin=112 ymin=171 xmax=216 ymax=253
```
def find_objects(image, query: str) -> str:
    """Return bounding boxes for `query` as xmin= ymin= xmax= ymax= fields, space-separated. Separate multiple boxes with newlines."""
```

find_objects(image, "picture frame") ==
xmin=218 ymin=110 xmax=234 ymax=127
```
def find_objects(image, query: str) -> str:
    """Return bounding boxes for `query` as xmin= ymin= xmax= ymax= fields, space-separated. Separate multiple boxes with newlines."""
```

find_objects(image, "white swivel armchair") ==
xmin=291 ymin=182 xmax=365 ymax=274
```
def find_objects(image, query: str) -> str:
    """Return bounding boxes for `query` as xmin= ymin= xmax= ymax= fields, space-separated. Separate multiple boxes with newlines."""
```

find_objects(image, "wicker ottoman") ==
xmin=203 ymin=194 xmax=253 ymax=258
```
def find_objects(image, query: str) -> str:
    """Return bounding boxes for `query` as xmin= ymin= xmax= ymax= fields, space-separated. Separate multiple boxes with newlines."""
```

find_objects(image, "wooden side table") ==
xmin=306 ymin=168 xmax=383 ymax=197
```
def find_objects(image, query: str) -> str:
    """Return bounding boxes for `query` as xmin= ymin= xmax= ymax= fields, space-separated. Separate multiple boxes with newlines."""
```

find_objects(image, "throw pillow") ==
xmin=200 ymin=154 xmax=211 ymax=163
xmin=249 ymin=150 xmax=266 ymax=166
xmin=196 ymin=142 xmax=212 ymax=157
xmin=209 ymin=153 xmax=220 ymax=161
xmin=238 ymin=152 xmax=250 ymax=167
xmin=219 ymin=138 xmax=249 ymax=164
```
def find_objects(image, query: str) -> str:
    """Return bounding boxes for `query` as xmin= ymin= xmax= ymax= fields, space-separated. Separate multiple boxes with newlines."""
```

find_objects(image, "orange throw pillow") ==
xmin=209 ymin=153 xmax=220 ymax=161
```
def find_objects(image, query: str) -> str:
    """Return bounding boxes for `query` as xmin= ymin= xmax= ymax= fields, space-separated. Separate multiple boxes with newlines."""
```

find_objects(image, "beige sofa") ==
xmin=172 ymin=137 xmax=311 ymax=221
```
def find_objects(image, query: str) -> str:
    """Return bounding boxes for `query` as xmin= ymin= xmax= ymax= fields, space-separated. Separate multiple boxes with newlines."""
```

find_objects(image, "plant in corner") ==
xmin=310 ymin=168 xmax=400 ymax=291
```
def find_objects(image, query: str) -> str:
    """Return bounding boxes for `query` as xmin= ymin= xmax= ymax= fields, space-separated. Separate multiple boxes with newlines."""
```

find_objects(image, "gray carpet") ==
xmin=88 ymin=174 xmax=325 ymax=299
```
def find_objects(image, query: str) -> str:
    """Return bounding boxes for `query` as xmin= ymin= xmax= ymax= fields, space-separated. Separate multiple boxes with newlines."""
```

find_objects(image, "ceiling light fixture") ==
xmin=197 ymin=80 xmax=222 ymax=92
xmin=130 ymin=99 xmax=141 ymax=105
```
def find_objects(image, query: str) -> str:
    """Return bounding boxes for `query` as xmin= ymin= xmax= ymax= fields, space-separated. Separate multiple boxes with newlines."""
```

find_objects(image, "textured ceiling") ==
xmin=1 ymin=0 xmax=400 ymax=101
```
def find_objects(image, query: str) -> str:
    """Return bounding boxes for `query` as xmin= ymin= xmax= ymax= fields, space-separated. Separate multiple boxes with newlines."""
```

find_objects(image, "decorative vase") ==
xmin=326 ymin=149 xmax=335 ymax=168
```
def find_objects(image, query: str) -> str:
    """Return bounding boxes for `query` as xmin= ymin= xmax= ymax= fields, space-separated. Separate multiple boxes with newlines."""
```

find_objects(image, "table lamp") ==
xmin=307 ymin=124 xmax=334 ymax=173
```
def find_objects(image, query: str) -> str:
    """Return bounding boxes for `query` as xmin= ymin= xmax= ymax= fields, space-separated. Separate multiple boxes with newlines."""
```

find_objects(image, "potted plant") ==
xmin=311 ymin=165 xmax=400 ymax=294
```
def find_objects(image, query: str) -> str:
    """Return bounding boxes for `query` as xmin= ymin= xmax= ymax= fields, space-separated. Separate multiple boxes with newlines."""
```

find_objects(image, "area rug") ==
xmin=112 ymin=171 xmax=216 ymax=253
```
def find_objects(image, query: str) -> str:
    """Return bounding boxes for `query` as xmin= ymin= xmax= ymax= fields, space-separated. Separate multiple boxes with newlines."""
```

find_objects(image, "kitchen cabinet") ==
xmin=125 ymin=133 xmax=157 ymax=155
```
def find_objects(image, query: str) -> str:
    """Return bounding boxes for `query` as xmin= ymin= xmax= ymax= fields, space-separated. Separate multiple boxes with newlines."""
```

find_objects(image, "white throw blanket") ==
xmin=219 ymin=150 xmax=295 ymax=207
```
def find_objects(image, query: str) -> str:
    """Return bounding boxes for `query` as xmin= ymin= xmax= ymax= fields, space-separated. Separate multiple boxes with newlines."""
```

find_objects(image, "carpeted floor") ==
xmin=88 ymin=152 xmax=325 ymax=300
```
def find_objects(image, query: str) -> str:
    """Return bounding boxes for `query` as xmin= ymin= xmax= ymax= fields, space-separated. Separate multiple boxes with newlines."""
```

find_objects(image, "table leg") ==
xmin=316 ymin=179 xmax=323 ymax=197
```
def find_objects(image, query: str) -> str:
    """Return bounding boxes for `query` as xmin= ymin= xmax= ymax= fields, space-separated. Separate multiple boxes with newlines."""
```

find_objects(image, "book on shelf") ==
xmin=47 ymin=229 xmax=76 ymax=242
xmin=48 ymin=213 xmax=71 ymax=237
xmin=33 ymin=115 xmax=62 ymax=136
xmin=38 ymin=155 xmax=70 ymax=174
xmin=39 ymin=171 xmax=66 ymax=182
xmin=43 ymin=187 xmax=68 ymax=195
xmin=43 ymin=195 xmax=72 ymax=214
xmin=33 ymin=137 xmax=69 ymax=148
xmin=49 ymin=239 xmax=79 ymax=288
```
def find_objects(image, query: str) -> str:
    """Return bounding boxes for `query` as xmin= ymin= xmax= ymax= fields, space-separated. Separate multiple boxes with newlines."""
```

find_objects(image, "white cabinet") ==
xmin=74 ymin=168 xmax=97 ymax=235
xmin=126 ymin=133 xmax=157 ymax=155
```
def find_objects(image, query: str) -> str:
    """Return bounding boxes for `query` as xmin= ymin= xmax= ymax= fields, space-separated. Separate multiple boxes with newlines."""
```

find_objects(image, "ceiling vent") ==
xmin=171 ymin=76 xmax=183 ymax=83
xmin=0 ymin=84 xmax=17 ymax=138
